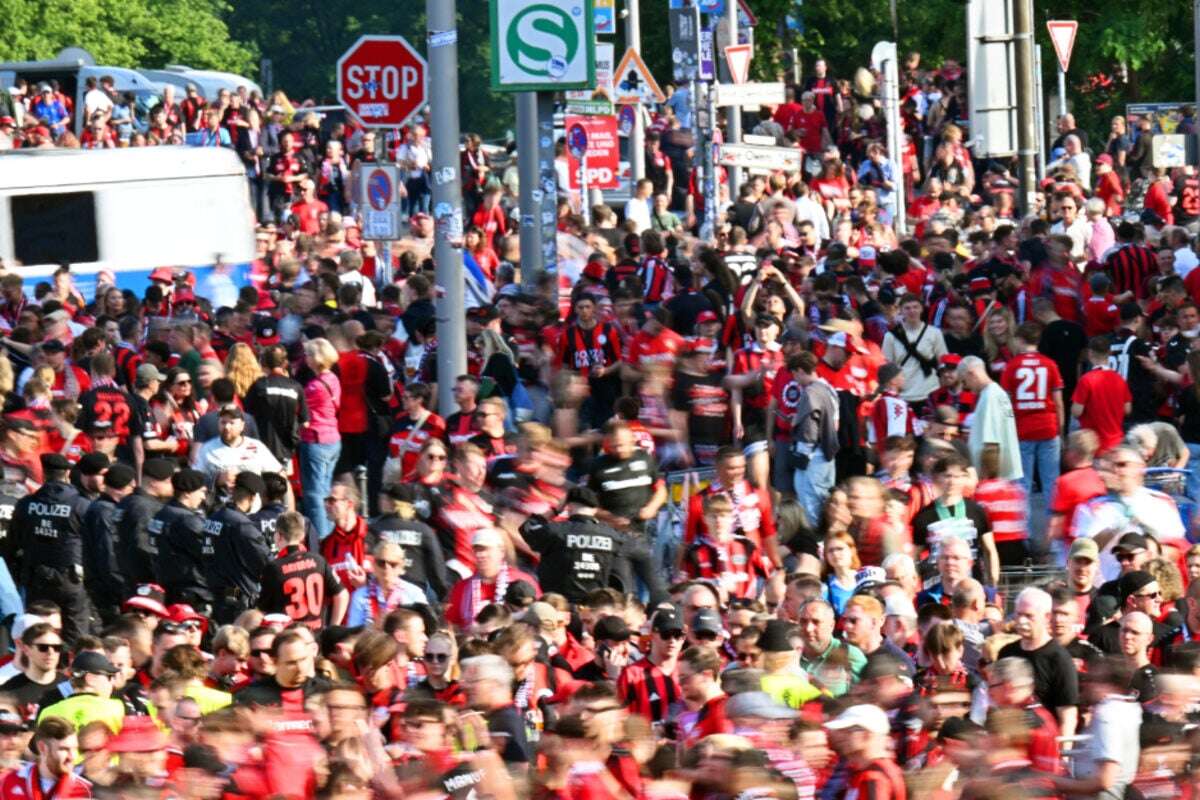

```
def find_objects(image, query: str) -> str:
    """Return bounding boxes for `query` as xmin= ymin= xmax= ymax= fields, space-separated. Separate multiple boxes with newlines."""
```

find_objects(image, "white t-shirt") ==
xmin=965 ymin=382 xmax=1023 ymax=481
xmin=624 ymin=197 xmax=652 ymax=233
xmin=84 ymin=88 xmax=113 ymax=119
xmin=1072 ymin=695 xmax=1141 ymax=800
xmin=1073 ymin=488 xmax=1186 ymax=581
xmin=193 ymin=435 xmax=284 ymax=480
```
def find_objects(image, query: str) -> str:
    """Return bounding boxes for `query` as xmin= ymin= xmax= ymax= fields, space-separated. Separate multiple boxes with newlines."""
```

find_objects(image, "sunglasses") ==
xmin=178 ymin=621 xmax=202 ymax=631
xmin=32 ymin=642 xmax=63 ymax=653
xmin=657 ymin=630 xmax=686 ymax=641
xmin=736 ymin=651 xmax=761 ymax=662
xmin=174 ymin=380 xmax=191 ymax=387
xmin=425 ymin=652 xmax=450 ymax=663
xmin=1116 ymin=552 xmax=1142 ymax=562
xmin=251 ymin=648 xmax=272 ymax=658
xmin=426 ymin=454 xmax=448 ymax=461
xmin=1134 ymin=591 xmax=1161 ymax=600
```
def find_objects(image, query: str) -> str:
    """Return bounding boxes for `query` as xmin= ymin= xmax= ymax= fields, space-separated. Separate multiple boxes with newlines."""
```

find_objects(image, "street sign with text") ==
xmin=712 ymin=82 xmax=785 ymax=107
xmin=565 ymin=115 xmax=620 ymax=189
xmin=715 ymin=143 xmax=802 ymax=171
xmin=337 ymin=36 xmax=427 ymax=128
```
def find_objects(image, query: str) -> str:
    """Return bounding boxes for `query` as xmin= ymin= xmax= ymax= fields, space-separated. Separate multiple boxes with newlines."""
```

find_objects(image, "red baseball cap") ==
xmin=167 ymin=603 xmax=209 ymax=634
xmin=696 ymin=310 xmax=719 ymax=325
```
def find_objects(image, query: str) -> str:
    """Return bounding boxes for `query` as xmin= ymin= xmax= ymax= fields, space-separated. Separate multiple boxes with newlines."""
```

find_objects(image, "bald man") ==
xmin=999 ymin=587 xmax=1079 ymax=739
xmin=1120 ymin=611 xmax=1158 ymax=702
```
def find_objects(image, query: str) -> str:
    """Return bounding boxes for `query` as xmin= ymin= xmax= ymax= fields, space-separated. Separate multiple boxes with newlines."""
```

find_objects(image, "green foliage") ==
xmin=0 ymin=0 xmax=255 ymax=73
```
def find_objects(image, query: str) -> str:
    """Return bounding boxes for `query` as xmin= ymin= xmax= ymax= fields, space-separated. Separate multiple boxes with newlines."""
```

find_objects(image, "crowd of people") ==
xmin=3 ymin=41 xmax=1200 ymax=800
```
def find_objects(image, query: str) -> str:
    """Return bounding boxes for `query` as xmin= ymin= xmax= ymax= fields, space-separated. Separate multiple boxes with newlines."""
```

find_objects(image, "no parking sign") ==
xmin=354 ymin=163 xmax=402 ymax=240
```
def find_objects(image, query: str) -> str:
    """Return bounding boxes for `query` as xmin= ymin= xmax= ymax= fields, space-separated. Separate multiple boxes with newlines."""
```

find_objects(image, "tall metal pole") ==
xmin=1013 ymin=0 xmax=1039 ymax=209
xmin=626 ymin=0 xmax=645 ymax=182
xmin=374 ymin=133 xmax=393 ymax=287
xmin=724 ymin=0 xmax=742 ymax=199
xmin=1194 ymin=0 xmax=1200 ymax=116
xmin=1056 ymin=67 xmax=1067 ymax=118
xmin=516 ymin=92 xmax=543 ymax=291
xmin=1033 ymin=46 xmax=1046 ymax=181
xmin=427 ymin=0 xmax=466 ymax=416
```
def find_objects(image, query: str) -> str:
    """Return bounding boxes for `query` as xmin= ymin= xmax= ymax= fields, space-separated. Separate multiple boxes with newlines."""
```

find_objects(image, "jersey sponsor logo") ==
xmin=380 ymin=529 xmax=423 ymax=547
xmin=265 ymin=386 xmax=299 ymax=399
xmin=601 ymin=475 xmax=653 ymax=491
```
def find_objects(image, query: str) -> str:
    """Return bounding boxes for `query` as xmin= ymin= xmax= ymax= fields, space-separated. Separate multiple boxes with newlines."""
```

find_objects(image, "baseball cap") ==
xmin=0 ymin=710 xmax=26 ymax=734
xmin=594 ymin=615 xmax=633 ymax=642
xmin=254 ymin=315 xmax=280 ymax=344
xmin=968 ymin=276 xmax=993 ymax=295
xmin=40 ymin=339 xmax=65 ymax=354
xmin=1095 ymin=153 xmax=1114 ymax=166
xmin=503 ymin=580 xmax=537 ymax=607
xmin=1118 ymin=570 xmax=1156 ymax=604
xmin=651 ymin=608 xmax=685 ymax=635
xmin=1114 ymin=532 xmax=1149 ymax=553
xmin=725 ymin=691 xmax=797 ymax=720
xmin=521 ymin=602 xmax=558 ymax=630
xmin=825 ymin=331 xmax=849 ymax=349
xmin=696 ymin=310 xmax=719 ymax=325
xmin=858 ymin=246 xmax=878 ymax=267
xmin=218 ymin=405 xmax=245 ymax=420
xmin=149 ymin=267 xmax=175 ymax=284
xmin=235 ymin=472 xmax=266 ymax=496
xmin=11 ymin=614 xmax=45 ymax=642
xmin=142 ymin=458 xmax=176 ymax=482
xmin=583 ymin=260 xmax=607 ymax=281
xmin=136 ymin=363 xmax=168 ymax=384
xmin=825 ymin=704 xmax=891 ymax=735
xmin=471 ymin=528 xmax=505 ymax=548
xmin=122 ymin=583 xmax=169 ymax=617
xmin=172 ymin=288 xmax=197 ymax=306
xmin=854 ymin=566 xmax=887 ymax=594
xmin=1068 ymin=538 xmax=1099 ymax=562
xmin=684 ymin=336 xmax=718 ymax=355
xmin=938 ymin=353 xmax=962 ymax=371
xmin=172 ymin=469 xmax=207 ymax=494
xmin=884 ymin=595 xmax=917 ymax=619
xmin=72 ymin=651 xmax=118 ymax=676
xmin=690 ymin=608 xmax=723 ymax=636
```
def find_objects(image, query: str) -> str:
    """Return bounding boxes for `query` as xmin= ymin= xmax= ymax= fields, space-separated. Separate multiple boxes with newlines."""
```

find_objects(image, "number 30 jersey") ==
xmin=258 ymin=544 xmax=345 ymax=629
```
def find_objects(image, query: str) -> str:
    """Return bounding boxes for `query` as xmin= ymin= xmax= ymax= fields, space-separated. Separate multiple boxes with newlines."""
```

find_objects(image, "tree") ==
xmin=0 ymin=0 xmax=255 ymax=74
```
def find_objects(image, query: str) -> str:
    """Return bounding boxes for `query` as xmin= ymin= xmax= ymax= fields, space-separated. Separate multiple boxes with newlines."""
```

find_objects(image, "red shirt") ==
xmin=444 ymin=566 xmax=540 ymax=629
xmin=690 ymin=694 xmax=734 ymax=741
xmin=1051 ymin=466 xmax=1107 ymax=541
xmin=868 ymin=392 xmax=916 ymax=451
xmin=1082 ymin=294 xmax=1120 ymax=337
xmin=770 ymin=366 xmax=802 ymax=442
xmin=845 ymin=759 xmax=907 ymax=800
xmin=1145 ymin=180 xmax=1174 ymax=226
xmin=684 ymin=480 xmax=777 ymax=553
xmin=0 ymin=763 xmax=93 ymax=799
xmin=389 ymin=413 xmax=447 ymax=478
xmin=973 ymin=478 xmax=1029 ymax=542
xmin=471 ymin=204 xmax=507 ymax=251
xmin=624 ymin=328 xmax=683 ymax=371
xmin=732 ymin=344 xmax=784 ymax=410
xmin=1071 ymin=367 xmax=1131 ymax=450
xmin=1000 ymin=352 xmax=1064 ymax=441
xmin=289 ymin=199 xmax=328 ymax=235
xmin=794 ymin=108 xmax=827 ymax=153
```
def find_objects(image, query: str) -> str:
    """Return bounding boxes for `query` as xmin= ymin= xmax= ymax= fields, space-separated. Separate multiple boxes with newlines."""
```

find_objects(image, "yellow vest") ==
xmin=38 ymin=693 xmax=126 ymax=733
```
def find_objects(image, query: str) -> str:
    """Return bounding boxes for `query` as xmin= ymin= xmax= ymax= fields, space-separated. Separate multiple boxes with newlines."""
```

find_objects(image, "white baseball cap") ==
xmin=472 ymin=528 xmax=505 ymax=549
xmin=11 ymin=614 xmax=45 ymax=641
xmin=825 ymin=704 xmax=891 ymax=735
xmin=884 ymin=595 xmax=917 ymax=620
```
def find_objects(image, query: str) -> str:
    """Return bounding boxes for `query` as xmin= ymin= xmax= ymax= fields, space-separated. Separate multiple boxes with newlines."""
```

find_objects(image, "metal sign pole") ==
xmin=517 ymin=92 xmax=544 ymax=291
xmin=374 ymin=133 xmax=393 ymax=287
xmin=627 ymin=0 xmax=645 ymax=182
xmin=724 ymin=0 xmax=742 ymax=199
xmin=581 ymin=153 xmax=591 ymax=224
xmin=427 ymin=0 xmax=466 ymax=415
xmin=1057 ymin=66 xmax=1067 ymax=118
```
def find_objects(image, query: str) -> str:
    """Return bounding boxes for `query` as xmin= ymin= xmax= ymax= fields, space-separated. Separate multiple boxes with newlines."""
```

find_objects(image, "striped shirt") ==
xmin=1104 ymin=243 xmax=1156 ymax=300
xmin=616 ymin=657 xmax=680 ymax=722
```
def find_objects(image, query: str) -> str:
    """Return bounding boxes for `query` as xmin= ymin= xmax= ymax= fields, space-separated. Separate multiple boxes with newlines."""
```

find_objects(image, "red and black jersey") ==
xmin=984 ymin=702 xmax=1061 ymax=775
xmin=845 ymin=758 xmax=907 ymax=800
xmin=77 ymin=383 xmax=140 ymax=446
xmin=258 ymin=545 xmax=344 ymax=630
xmin=113 ymin=344 xmax=143 ymax=389
xmin=443 ymin=410 xmax=478 ymax=447
xmin=639 ymin=255 xmax=671 ymax=303
xmin=321 ymin=516 xmax=370 ymax=593
xmin=557 ymin=321 xmax=622 ymax=378
xmin=681 ymin=535 xmax=767 ymax=599
xmin=616 ymin=657 xmax=680 ymax=722
xmin=731 ymin=344 xmax=785 ymax=410
xmin=1105 ymin=244 xmax=1157 ymax=301
xmin=432 ymin=482 xmax=497 ymax=572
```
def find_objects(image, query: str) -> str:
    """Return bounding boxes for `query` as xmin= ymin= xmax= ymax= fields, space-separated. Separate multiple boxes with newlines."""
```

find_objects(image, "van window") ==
xmin=11 ymin=192 xmax=99 ymax=266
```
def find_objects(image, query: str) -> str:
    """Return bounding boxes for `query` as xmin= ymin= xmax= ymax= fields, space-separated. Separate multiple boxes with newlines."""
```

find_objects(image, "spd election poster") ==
xmin=565 ymin=115 xmax=621 ymax=190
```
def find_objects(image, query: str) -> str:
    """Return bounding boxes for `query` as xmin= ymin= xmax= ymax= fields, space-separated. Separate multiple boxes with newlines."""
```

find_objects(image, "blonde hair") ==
xmin=223 ymin=342 xmax=263 ymax=398
xmin=304 ymin=337 xmax=339 ymax=372
xmin=982 ymin=307 xmax=1016 ymax=364
xmin=1146 ymin=557 xmax=1184 ymax=603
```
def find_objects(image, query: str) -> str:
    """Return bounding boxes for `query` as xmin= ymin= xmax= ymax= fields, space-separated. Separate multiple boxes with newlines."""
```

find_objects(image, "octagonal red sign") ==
xmin=337 ymin=35 xmax=427 ymax=128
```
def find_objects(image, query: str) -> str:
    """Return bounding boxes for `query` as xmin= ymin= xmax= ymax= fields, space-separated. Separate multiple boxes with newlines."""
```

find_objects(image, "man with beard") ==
xmin=0 ymin=716 xmax=91 ymax=797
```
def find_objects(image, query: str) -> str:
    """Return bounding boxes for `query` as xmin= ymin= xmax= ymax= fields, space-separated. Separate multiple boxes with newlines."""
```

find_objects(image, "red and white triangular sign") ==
xmin=612 ymin=48 xmax=666 ymax=105
xmin=1046 ymin=20 xmax=1078 ymax=73
xmin=724 ymin=44 xmax=752 ymax=85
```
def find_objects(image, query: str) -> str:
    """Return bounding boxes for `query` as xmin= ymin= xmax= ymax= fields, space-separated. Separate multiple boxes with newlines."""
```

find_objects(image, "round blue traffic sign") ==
xmin=567 ymin=123 xmax=588 ymax=159
xmin=366 ymin=168 xmax=393 ymax=211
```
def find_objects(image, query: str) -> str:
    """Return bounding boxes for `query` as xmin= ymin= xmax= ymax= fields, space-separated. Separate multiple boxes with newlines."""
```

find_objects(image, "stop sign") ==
xmin=337 ymin=35 xmax=427 ymax=128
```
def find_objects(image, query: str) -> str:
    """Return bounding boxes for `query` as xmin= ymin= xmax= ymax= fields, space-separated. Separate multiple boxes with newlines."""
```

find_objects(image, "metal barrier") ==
xmin=996 ymin=563 xmax=1066 ymax=612
xmin=650 ymin=468 xmax=717 ymax=580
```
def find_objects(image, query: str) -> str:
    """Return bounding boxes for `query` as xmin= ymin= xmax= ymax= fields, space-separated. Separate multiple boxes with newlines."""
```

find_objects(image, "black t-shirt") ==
xmin=1038 ymin=319 xmax=1087 ymax=402
xmin=0 ymin=672 xmax=62 ymax=716
xmin=997 ymin=638 xmax=1079 ymax=715
xmin=77 ymin=384 xmax=144 ymax=451
xmin=663 ymin=290 xmax=716 ymax=337
xmin=670 ymin=371 xmax=731 ymax=450
xmin=910 ymin=499 xmax=992 ymax=573
xmin=944 ymin=332 xmax=984 ymax=358
xmin=587 ymin=450 xmax=660 ymax=521
xmin=1108 ymin=329 xmax=1157 ymax=422
xmin=243 ymin=374 xmax=309 ymax=462
xmin=1180 ymin=388 xmax=1200 ymax=444
xmin=485 ymin=704 xmax=532 ymax=764
xmin=1131 ymin=663 xmax=1160 ymax=703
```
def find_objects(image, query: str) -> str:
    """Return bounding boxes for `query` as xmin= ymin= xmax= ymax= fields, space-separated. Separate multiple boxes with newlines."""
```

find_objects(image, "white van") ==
xmin=0 ymin=147 xmax=256 ymax=301
xmin=139 ymin=66 xmax=262 ymax=102
xmin=0 ymin=49 xmax=161 ymax=138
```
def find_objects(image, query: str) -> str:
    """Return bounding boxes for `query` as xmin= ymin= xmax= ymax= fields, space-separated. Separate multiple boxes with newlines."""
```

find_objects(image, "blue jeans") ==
xmin=1019 ymin=437 xmax=1061 ymax=500
xmin=794 ymin=448 xmax=836 ymax=528
xmin=299 ymin=440 xmax=342 ymax=539
xmin=1187 ymin=443 xmax=1200 ymax=501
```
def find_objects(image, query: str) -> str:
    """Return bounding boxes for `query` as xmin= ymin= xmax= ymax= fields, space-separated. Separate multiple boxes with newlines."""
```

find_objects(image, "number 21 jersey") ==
xmin=1000 ymin=351 xmax=1064 ymax=441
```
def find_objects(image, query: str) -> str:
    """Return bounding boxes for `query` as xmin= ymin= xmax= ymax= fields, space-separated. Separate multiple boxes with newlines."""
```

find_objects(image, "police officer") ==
xmin=207 ymin=472 xmax=272 ymax=624
xmin=153 ymin=468 xmax=212 ymax=612
xmin=82 ymin=463 xmax=136 ymax=624
xmin=369 ymin=485 xmax=450 ymax=599
xmin=116 ymin=458 xmax=176 ymax=586
xmin=251 ymin=472 xmax=320 ymax=555
xmin=519 ymin=486 xmax=627 ymax=604
xmin=12 ymin=454 xmax=93 ymax=645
